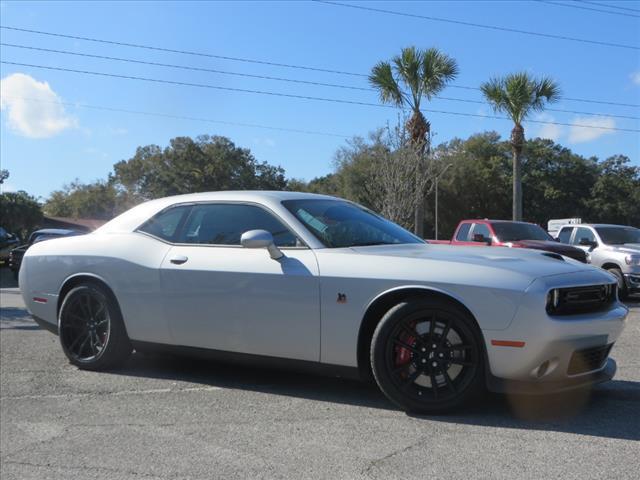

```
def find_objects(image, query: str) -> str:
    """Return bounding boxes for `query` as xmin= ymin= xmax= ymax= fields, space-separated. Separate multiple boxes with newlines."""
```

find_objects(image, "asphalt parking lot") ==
xmin=1 ymin=267 xmax=639 ymax=479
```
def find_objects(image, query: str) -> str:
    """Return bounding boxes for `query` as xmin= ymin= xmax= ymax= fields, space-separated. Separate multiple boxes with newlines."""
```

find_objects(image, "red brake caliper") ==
xmin=395 ymin=321 xmax=416 ymax=370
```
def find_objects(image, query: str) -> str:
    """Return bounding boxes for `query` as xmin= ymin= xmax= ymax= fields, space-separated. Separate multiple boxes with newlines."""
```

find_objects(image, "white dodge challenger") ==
xmin=20 ymin=191 xmax=628 ymax=412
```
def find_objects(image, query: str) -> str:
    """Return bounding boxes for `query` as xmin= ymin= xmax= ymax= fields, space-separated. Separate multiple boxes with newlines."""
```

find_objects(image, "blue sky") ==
xmin=1 ymin=0 xmax=639 ymax=200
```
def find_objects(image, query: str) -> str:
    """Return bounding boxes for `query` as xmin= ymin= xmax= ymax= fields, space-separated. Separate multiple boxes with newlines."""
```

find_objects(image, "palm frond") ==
xmin=369 ymin=61 xmax=405 ymax=108
xmin=421 ymin=48 xmax=459 ymax=99
xmin=481 ymin=72 xmax=560 ymax=125
xmin=392 ymin=47 xmax=424 ymax=109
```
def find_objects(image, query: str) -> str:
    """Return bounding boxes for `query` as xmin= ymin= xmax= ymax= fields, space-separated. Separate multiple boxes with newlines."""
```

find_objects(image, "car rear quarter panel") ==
xmin=22 ymin=233 xmax=172 ymax=342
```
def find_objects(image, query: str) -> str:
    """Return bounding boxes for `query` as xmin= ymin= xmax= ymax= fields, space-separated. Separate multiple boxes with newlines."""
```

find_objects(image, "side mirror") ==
xmin=473 ymin=233 xmax=492 ymax=245
xmin=579 ymin=238 xmax=597 ymax=249
xmin=240 ymin=229 xmax=283 ymax=260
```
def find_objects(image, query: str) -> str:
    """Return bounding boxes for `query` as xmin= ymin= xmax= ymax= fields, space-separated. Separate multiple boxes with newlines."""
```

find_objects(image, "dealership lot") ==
xmin=1 ymin=270 xmax=638 ymax=479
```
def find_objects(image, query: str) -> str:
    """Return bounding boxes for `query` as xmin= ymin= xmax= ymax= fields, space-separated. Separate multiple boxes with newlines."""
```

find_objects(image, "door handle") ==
xmin=170 ymin=255 xmax=188 ymax=265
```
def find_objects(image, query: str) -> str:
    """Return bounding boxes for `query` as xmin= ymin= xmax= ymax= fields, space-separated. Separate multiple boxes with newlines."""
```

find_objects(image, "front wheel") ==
xmin=59 ymin=283 xmax=132 ymax=370
xmin=607 ymin=268 xmax=628 ymax=300
xmin=371 ymin=298 xmax=484 ymax=414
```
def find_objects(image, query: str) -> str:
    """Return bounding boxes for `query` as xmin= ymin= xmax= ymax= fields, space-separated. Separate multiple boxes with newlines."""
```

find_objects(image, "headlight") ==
xmin=546 ymin=289 xmax=561 ymax=313
xmin=625 ymin=255 xmax=640 ymax=266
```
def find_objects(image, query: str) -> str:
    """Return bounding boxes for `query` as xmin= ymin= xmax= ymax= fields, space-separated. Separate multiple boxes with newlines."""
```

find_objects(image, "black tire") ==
xmin=371 ymin=297 xmax=484 ymax=414
xmin=607 ymin=268 xmax=628 ymax=300
xmin=58 ymin=283 xmax=132 ymax=370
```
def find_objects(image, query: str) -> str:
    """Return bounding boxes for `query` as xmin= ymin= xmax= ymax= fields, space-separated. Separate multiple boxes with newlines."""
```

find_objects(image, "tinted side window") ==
xmin=471 ymin=223 xmax=491 ymax=241
xmin=572 ymin=227 xmax=596 ymax=245
xmin=557 ymin=227 xmax=573 ymax=244
xmin=455 ymin=223 xmax=471 ymax=241
xmin=138 ymin=206 xmax=190 ymax=242
xmin=178 ymin=204 xmax=299 ymax=247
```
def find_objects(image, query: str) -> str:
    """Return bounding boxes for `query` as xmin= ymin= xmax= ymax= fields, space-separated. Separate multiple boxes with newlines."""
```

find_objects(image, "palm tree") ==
xmin=369 ymin=47 xmax=458 ymax=236
xmin=480 ymin=73 xmax=560 ymax=221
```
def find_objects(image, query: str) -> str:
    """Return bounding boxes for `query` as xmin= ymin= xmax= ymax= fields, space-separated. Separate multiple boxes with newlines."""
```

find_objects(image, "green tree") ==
xmin=113 ymin=135 xmax=286 ymax=201
xmin=480 ymin=73 xmax=560 ymax=221
xmin=588 ymin=155 xmax=640 ymax=225
xmin=0 ymin=169 xmax=8 ymax=185
xmin=44 ymin=180 xmax=122 ymax=219
xmin=0 ymin=191 xmax=43 ymax=240
xmin=369 ymin=47 xmax=458 ymax=234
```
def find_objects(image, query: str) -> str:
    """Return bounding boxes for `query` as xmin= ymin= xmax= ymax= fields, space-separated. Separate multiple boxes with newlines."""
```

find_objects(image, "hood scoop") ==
xmin=542 ymin=252 xmax=565 ymax=261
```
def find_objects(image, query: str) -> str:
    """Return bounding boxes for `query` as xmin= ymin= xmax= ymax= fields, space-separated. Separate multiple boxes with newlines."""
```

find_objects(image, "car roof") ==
xmin=459 ymin=219 xmax=537 ymax=225
xmin=559 ymin=224 xmax=634 ymax=229
xmin=96 ymin=191 xmax=345 ymax=235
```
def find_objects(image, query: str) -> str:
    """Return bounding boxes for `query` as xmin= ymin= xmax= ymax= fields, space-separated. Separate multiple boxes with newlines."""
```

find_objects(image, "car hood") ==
xmin=348 ymin=243 xmax=591 ymax=278
xmin=510 ymin=239 xmax=586 ymax=258
xmin=608 ymin=243 xmax=640 ymax=254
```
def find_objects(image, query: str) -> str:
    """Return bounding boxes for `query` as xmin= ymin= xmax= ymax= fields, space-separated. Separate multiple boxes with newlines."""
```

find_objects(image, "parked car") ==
xmin=8 ymin=229 xmax=83 ymax=277
xmin=0 ymin=226 xmax=20 ymax=263
xmin=430 ymin=219 xmax=588 ymax=263
xmin=20 ymin=192 xmax=627 ymax=413
xmin=556 ymin=224 xmax=640 ymax=299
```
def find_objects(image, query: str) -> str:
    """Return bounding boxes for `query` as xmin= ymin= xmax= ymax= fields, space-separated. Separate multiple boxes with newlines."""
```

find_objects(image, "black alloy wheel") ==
xmin=371 ymin=298 xmax=484 ymax=413
xmin=59 ymin=283 xmax=132 ymax=370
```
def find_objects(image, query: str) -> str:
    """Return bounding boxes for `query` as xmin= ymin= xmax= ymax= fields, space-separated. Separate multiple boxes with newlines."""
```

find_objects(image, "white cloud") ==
xmin=568 ymin=116 xmax=616 ymax=143
xmin=0 ymin=73 xmax=76 ymax=138
xmin=631 ymin=71 xmax=640 ymax=86
xmin=534 ymin=113 xmax=563 ymax=141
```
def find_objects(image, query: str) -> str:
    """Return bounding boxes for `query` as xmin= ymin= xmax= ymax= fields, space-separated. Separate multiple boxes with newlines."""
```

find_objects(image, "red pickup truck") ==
xmin=430 ymin=219 xmax=588 ymax=263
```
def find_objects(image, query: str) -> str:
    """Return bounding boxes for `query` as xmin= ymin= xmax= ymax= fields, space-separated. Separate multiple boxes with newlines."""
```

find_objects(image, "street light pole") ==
xmin=434 ymin=163 xmax=452 ymax=241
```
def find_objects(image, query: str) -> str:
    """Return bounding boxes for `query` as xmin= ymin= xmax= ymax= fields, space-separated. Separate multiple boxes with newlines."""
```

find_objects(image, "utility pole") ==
xmin=434 ymin=163 xmax=452 ymax=240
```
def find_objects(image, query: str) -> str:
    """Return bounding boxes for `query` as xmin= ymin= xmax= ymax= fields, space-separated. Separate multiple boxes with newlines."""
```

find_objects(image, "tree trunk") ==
xmin=511 ymin=123 xmax=524 ymax=221
xmin=407 ymin=110 xmax=430 ymax=236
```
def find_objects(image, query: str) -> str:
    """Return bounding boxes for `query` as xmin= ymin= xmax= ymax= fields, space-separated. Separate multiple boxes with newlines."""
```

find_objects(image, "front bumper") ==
xmin=487 ymin=358 xmax=616 ymax=395
xmin=483 ymin=271 xmax=628 ymax=394
xmin=624 ymin=273 xmax=640 ymax=292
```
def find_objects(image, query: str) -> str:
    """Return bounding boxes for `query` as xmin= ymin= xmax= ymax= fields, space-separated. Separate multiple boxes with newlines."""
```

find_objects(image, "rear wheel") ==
xmin=371 ymin=298 xmax=484 ymax=413
xmin=59 ymin=283 xmax=132 ymax=370
xmin=607 ymin=268 xmax=628 ymax=300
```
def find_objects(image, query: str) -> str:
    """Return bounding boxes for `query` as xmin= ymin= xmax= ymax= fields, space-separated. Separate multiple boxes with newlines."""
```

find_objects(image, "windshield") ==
xmin=492 ymin=222 xmax=552 ymax=242
xmin=595 ymin=226 xmax=640 ymax=245
xmin=282 ymin=199 xmax=424 ymax=248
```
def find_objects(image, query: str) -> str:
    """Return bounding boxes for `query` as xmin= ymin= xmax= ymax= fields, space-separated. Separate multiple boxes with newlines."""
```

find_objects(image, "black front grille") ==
xmin=546 ymin=284 xmax=616 ymax=316
xmin=568 ymin=344 xmax=613 ymax=375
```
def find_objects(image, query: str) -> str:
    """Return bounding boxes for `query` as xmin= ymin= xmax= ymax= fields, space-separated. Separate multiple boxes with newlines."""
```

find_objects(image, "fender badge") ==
xmin=337 ymin=293 xmax=347 ymax=304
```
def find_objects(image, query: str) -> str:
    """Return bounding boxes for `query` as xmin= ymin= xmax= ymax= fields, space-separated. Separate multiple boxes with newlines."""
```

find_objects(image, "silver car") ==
xmin=19 ymin=192 xmax=628 ymax=413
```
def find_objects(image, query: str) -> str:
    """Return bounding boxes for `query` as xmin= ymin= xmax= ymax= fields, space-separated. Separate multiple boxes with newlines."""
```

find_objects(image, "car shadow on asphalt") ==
xmin=111 ymin=351 xmax=640 ymax=442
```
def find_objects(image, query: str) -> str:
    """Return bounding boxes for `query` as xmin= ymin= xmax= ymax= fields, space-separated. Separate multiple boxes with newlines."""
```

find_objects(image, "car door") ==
xmin=159 ymin=202 xmax=321 ymax=362
xmin=557 ymin=226 xmax=574 ymax=244
xmin=464 ymin=222 xmax=493 ymax=246
xmin=571 ymin=226 xmax=597 ymax=254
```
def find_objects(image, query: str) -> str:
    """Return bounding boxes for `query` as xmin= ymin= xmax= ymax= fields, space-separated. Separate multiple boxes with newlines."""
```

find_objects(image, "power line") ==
xmin=578 ymin=0 xmax=640 ymax=13
xmin=3 ymin=60 xmax=638 ymax=133
xmin=2 ymin=42 xmax=638 ymax=119
xmin=535 ymin=0 xmax=640 ymax=17
xmin=0 ymin=43 xmax=370 ymax=91
xmin=0 ymin=25 xmax=366 ymax=77
xmin=0 ymin=95 xmax=351 ymax=138
xmin=314 ymin=0 xmax=640 ymax=50
xmin=1 ymin=25 xmax=638 ymax=108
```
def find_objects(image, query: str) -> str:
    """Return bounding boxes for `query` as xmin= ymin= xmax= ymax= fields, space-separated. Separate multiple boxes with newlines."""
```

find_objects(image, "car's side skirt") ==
xmin=131 ymin=340 xmax=363 ymax=381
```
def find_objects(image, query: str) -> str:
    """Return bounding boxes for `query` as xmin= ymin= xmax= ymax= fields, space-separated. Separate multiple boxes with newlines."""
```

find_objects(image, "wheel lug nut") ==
xmin=439 ymin=353 xmax=444 ymax=358
xmin=432 ymin=362 xmax=438 ymax=367
xmin=432 ymin=344 xmax=437 ymax=348
xmin=421 ymin=359 xmax=426 ymax=363
xmin=421 ymin=348 xmax=426 ymax=352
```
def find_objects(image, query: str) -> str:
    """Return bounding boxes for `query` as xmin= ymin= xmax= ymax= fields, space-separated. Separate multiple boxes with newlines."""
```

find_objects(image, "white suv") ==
xmin=557 ymin=224 xmax=640 ymax=299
